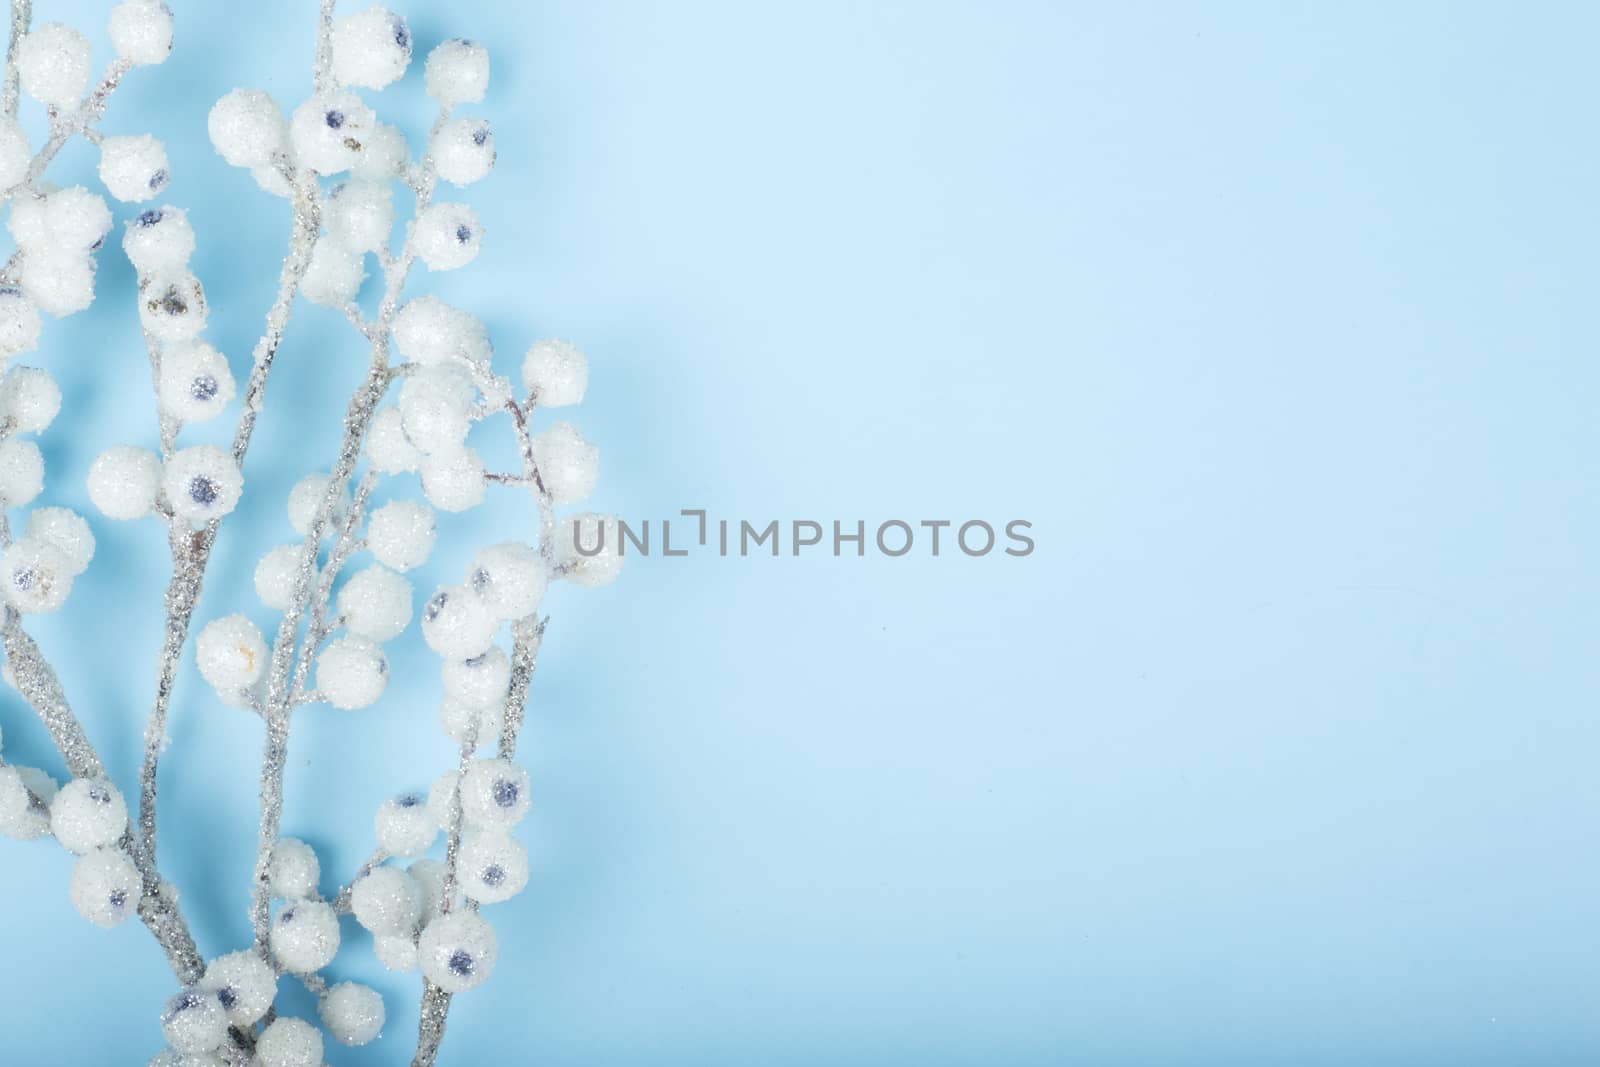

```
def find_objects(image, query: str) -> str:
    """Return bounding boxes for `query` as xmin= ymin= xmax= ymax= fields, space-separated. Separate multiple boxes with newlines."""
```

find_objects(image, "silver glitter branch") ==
xmin=0 ymin=2 xmax=622 ymax=1063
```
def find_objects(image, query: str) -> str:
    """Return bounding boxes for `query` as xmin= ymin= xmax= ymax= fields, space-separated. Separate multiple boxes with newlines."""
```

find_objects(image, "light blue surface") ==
xmin=0 ymin=0 xmax=1597 ymax=1063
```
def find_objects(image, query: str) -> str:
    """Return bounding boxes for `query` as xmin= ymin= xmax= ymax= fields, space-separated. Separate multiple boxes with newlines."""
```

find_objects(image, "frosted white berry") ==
xmin=301 ymin=237 xmax=366 ymax=307
xmin=0 ymin=439 xmax=43 ymax=506
xmin=24 ymin=507 xmax=94 ymax=574
xmin=432 ymin=119 xmax=495 ymax=186
xmin=425 ymin=771 xmax=461 ymax=832
xmin=0 ymin=764 xmax=56 ymax=840
xmin=353 ymin=121 xmax=408 ymax=181
xmin=425 ymin=38 xmax=491 ymax=106
xmin=208 ymin=89 xmax=286 ymax=169
xmin=157 ymin=341 xmax=235 ymax=423
xmin=365 ymin=406 xmax=421 ymax=474
xmin=286 ymin=470 xmax=349 ymax=535
xmin=0 ymin=287 xmax=42 ymax=357
xmin=560 ymin=513 xmax=624 ymax=587
xmin=99 ymin=134 xmax=171 ymax=203
xmin=366 ymin=499 xmax=435 ymax=571
xmin=467 ymin=542 xmax=547 ymax=621
xmin=139 ymin=270 xmax=208 ymax=342
xmin=253 ymin=544 xmax=302 ymax=610
xmin=109 ymin=1 xmax=174 ymax=65
xmin=419 ymin=445 xmax=486 ymax=512
xmin=316 ymin=636 xmax=388 ymax=710
xmin=351 ymin=866 xmax=422 ymax=935
xmin=19 ymin=252 xmax=95 ymax=317
xmin=164 ymin=444 xmax=242 ymax=525
xmin=123 ymin=207 xmax=197 ymax=274
xmin=458 ymin=829 xmax=529 ymax=905
xmin=201 ymin=950 xmax=277 ymax=1027
xmin=374 ymin=792 xmax=436 ymax=858
xmin=1 ymin=365 xmax=60 ymax=431
xmin=255 ymin=1017 xmax=323 ymax=1067
xmin=331 ymin=7 xmax=411 ymax=90
xmin=418 ymin=911 xmax=497 ymax=993
xmin=392 ymin=296 xmax=489 ymax=366
xmin=421 ymin=584 xmax=497 ymax=658
xmin=0 ymin=118 xmax=29 ymax=192
xmin=336 ymin=565 xmax=413 ymax=641
xmin=373 ymin=934 xmax=418 ymax=972
xmin=69 ymin=847 xmax=141 ymax=927
xmin=49 ymin=777 xmax=127 ymax=855
xmin=532 ymin=421 xmax=599 ymax=504
xmin=42 ymin=186 xmax=114 ymax=251
xmin=160 ymin=989 xmax=227 ymax=1055
xmin=17 ymin=24 xmax=91 ymax=108
xmin=1 ymin=537 xmax=72 ymax=612
xmin=290 ymin=92 xmax=375 ymax=175
xmin=442 ymin=645 xmax=511 ymax=710
xmin=321 ymin=981 xmax=385 ymax=1046
xmin=196 ymin=614 xmax=266 ymax=699
xmin=88 ymin=445 xmax=162 ymax=520
xmin=414 ymin=203 xmax=482 ymax=271
xmin=270 ymin=899 xmax=340 ymax=973
xmin=268 ymin=837 xmax=321 ymax=899
xmin=460 ymin=758 xmax=531 ymax=829
xmin=399 ymin=366 xmax=473 ymax=454
xmin=326 ymin=180 xmax=394 ymax=253
xmin=522 ymin=340 xmax=588 ymax=407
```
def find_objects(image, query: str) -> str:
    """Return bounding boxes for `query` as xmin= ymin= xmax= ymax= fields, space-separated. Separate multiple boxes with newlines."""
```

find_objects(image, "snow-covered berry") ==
xmin=392 ymin=296 xmax=489 ymax=367
xmin=157 ymin=341 xmax=235 ymax=423
xmin=255 ymin=1017 xmax=323 ymax=1067
xmin=208 ymin=89 xmax=286 ymax=169
xmin=24 ymin=507 xmax=94 ymax=574
xmin=421 ymin=584 xmax=497 ymax=658
xmin=365 ymin=406 xmax=421 ymax=474
xmin=350 ymin=866 xmax=422 ymax=935
xmin=1 ymin=536 xmax=72 ymax=612
xmin=321 ymin=981 xmax=385 ymax=1046
xmin=0 ymin=764 xmax=56 ymax=840
xmin=374 ymin=792 xmax=436 ymax=858
xmin=290 ymin=92 xmax=375 ymax=175
xmin=286 ymin=470 xmax=349 ymax=535
xmin=109 ymin=1 xmax=174 ymax=65
xmin=99 ymin=134 xmax=171 ymax=203
xmin=367 ymin=498 xmax=435 ymax=571
xmin=1 ymin=365 xmax=60 ymax=431
xmin=424 ymin=38 xmax=490 ymax=106
xmin=418 ymin=911 xmax=497 ymax=993
xmin=336 ymin=565 xmax=412 ymax=641
xmin=414 ymin=203 xmax=482 ymax=271
xmin=41 ymin=186 xmax=114 ymax=252
xmin=460 ymin=758 xmax=531 ymax=829
xmin=353 ymin=121 xmax=408 ymax=181
xmin=123 ymin=207 xmax=196 ymax=274
xmin=49 ymin=777 xmax=127 ymax=855
xmin=0 ymin=439 xmax=43 ymax=506
xmin=301 ymin=237 xmax=366 ymax=307
xmin=269 ymin=899 xmax=340 ymax=973
xmin=458 ymin=829 xmax=529 ymax=905
xmin=160 ymin=988 xmax=227 ymax=1055
xmin=0 ymin=288 xmax=42 ymax=357
xmin=17 ymin=24 xmax=91 ymax=109
xmin=88 ymin=445 xmax=162 ymax=520
xmin=374 ymin=934 xmax=418 ymax=971
xmin=253 ymin=544 xmax=302 ymax=610
xmin=522 ymin=340 xmax=588 ymax=407
xmin=19 ymin=253 xmax=95 ymax=317
xmin=200 ymin=949 xmax=278 ymax=1027
xmin=431 ymin=119 xmax=495 ymax=186
xmin=325 ymin=180 xmax=393 ymax=253
xmin=419 ymin=445 xmax=486 ymax=512
xmin=331 ymin=7 xmax=411 ymax=90
xmin=532 ymin=421 xmax=599 ymax=504
xmin=139 ymin=270 xmax=208 ymax=342
xmin=164 ymin=444 xmax=242 ymax=525
xmin=0 ymin=118 xmax=29 ymax=192
xmin=425 ymin=771 xmax=461 ymax=832
xmin=399 ymin=367 xmax=473 ymax=454
xmin=561 ymin=513 xmax=624 ymax=587
xmin=195 ymin=614 xmax=266 ymax=698
xmin=467 ymin=542 xmax=547 ymax=621
xmin=268 ymin=837 xmax=321 ymax=899
xmin=69 ymin=847 xmax=141 ymax=927
xmin=315 ymin=635 xmax=388 ymax=710
xmin=442 ymin=645 xmax=511 ymax=709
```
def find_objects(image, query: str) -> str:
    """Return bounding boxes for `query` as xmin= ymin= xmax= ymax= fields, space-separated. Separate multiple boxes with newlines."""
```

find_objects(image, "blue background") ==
xmin=1 ymin=0 xmax=1597 ymax=1063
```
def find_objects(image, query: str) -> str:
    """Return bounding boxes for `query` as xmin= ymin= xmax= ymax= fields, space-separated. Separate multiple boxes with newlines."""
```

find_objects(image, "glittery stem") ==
xmin=412 ymin=982 xmax=453 ymax=1067
xmin=1 ymin=608 xmax=104 ymax=780
xmin=2 ymin=0 xmax=29 ymax=120
xmin=498 ymin=616 xmax=547 ymax=758
xmin=23 ymin=59 xmax=133 ymax=189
